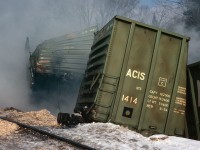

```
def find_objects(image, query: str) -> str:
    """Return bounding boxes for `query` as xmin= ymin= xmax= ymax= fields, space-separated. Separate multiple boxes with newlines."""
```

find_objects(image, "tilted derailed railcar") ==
xmin=73 ymin=16 xmax=189 ymax=136
xmin=29 ymin=26 xmax=97 ymax=90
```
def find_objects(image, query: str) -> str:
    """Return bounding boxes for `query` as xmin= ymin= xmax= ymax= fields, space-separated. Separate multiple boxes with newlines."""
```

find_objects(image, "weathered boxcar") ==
xmin=186 ymin=62 xmax=200 ymax=140
xmin=74 ymin=16 xmax=189 ymax=136
xmin=29 ymin=26 xmax=97 ymax=89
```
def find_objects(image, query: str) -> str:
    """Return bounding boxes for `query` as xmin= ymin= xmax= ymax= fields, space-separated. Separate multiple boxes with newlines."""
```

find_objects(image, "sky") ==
xmin=140 ymin=0 xmax=154 ymax=6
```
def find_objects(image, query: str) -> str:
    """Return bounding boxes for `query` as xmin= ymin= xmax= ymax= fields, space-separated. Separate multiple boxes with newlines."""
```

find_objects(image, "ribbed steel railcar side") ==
xmin=29 ymin=26 xmax=97 ymax=89
xmin=75 ymin=16 xmax=189 ymax=136
xmin=30 ymin=26 xmax=97 ymax=77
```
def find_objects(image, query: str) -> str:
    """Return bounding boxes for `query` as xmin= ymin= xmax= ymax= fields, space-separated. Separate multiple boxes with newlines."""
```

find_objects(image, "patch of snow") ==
xmin=47 ymin=122 xmax=200 ymax=150
xmin=1 ymin=109 xmax=200 ymax=150
xmin=149 ymin=135 xmax=200 ymax=150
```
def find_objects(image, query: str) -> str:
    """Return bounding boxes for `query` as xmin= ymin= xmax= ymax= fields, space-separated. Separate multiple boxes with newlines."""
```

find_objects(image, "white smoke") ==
xmin=0 ymin=0 xmax=87 ymax=112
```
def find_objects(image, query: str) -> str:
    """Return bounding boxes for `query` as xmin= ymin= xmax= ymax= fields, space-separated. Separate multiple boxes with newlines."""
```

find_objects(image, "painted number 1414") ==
xmin=122 ymin=94 xmax=138 ymax=104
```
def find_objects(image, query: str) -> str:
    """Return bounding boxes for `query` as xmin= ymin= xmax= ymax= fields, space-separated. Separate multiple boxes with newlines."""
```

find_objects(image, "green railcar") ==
xmin=186 ymin=62 xmax=200 ymax=140
xmin=74 ymin=16 xmax=189 ymax=136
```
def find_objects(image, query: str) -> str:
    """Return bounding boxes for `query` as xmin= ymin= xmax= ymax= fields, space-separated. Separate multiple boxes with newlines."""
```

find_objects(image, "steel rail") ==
xmin=0 ymin=116 xmax=95 ymax=150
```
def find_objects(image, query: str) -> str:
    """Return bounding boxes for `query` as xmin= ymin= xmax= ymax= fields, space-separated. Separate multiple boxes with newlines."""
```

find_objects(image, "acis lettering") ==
xmin=126 ymin=69 xmax=145 ymax=80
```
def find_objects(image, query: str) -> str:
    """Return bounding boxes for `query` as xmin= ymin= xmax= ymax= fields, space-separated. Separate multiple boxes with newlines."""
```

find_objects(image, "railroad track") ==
xmin=0 ymin=116 xmax=95 ymax=150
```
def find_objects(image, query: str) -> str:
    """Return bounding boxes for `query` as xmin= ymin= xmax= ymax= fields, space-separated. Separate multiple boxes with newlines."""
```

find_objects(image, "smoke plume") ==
xmin=0 ymin=0 xmax=86 ymax=113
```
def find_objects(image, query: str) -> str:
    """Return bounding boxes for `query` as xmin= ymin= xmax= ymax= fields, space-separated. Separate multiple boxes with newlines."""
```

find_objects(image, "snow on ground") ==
xmin=47 ymin=123 xmax=200 ymax=150
xmin=149 ymin=134 xmax=200 ymax=150
xmin=0 ymin=108 xmax=200 ymax=150
xmin=47 ymin=123 xmax=153 ymax=149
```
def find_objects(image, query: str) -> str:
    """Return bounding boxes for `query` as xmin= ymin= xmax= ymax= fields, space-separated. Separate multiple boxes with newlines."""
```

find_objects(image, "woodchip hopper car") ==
xmin=58 ymin=16 xmax=192 ymax=138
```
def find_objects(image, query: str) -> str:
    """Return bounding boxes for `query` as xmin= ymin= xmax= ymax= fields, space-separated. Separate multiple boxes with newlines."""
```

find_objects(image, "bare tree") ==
xmin=75 ymin=0 xmax=96 ymax=28
xmin=133 ymin=5 xmax=150 ymax=23
xmin=97 ymin=0 xmax=139 ymax=27
xmin=43 ymin=0 xmax=139 ymax=29
xmin=148 ymin=0 xmax=184 ymax=30
xmin=182 ymin=0 xmax=200 ymax=31
xmin=74 ymin=0 xmax=139 ymax=28
xmin=153 ymin=0 xmax=200 ymax=31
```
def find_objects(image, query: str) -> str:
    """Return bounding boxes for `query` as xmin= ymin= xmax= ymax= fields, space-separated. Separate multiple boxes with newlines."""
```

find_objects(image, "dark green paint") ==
xmin=75 ymin=16 xmax=189 ymax=136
